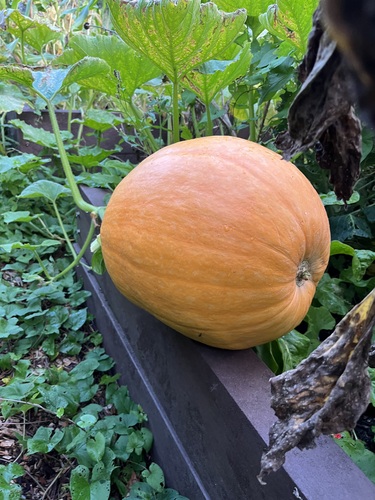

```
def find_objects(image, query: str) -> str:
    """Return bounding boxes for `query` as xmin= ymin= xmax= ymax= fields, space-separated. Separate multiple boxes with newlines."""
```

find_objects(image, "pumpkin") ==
xmin=100 ymin=136 xmax=330 ymax=350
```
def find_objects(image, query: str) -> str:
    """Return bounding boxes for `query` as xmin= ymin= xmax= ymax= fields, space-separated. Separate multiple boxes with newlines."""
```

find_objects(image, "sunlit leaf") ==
xmin=182 ymin=42 xmax=252 ymax=103
xmin=142 ymin=463 xmax=165 ymax=493
xmin=0 ymin=153 xmax=49 ymax=173
xmin=0 ymin=65 xmax=34 ymax=88
xmin=77 ymin=109 xmax=123 ymax=133
xmin=8 ymin=9 xmax=62 ymax=54
xmin=213 ymin=0 xmax=272 ymax=16
xmin=19 ymin=180 xmax=71 ymax=202
xmin=0 ymin=239 xmax=61 ymax=253
xmin=55 ymin=34 xmax=161 ymax=98
xmin=108 ymin=0 xmax=247 ymax=80
xmin=321 ymin=191 xmax=360 ymax=206
xmin=2 ymin=211 xmax=42 ymax=223
xmin=27 ymin=426 xmax=64 ymax=454
xmin=9 ymin=119 xmax=73 ymax=148
xmin=259 ymin=0 xmax=319 ymax=57
xmin=0 ymin=82 xmax=29 ymax=113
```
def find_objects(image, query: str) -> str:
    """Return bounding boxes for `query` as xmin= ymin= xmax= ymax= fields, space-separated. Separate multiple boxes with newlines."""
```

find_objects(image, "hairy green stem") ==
xmin=33 ymin=250 xmax=52 ymax=281
xmin=29 ymin=220 xmax=63 ymax=241
xmin=50 ymin=217 xmax=96 ymax=282
xmin=52 ymin=200 xmax=77 ymax=258
xmin=205 ymin=99 xmax=213 ymax=136
xmin=128 ymin=99 xmax=159 ymax=153
xmin=1 ymin=113 xmax=6 ymax=152
xmin=172 ymin=75 xmax=180 ymax=143
xmin=248 ymin=89 xmax=256 ymax=142
xmin=46 ymin=100 xmax=97 ymax=214
xmin=191 ymin=105 xmax=201 ymax=138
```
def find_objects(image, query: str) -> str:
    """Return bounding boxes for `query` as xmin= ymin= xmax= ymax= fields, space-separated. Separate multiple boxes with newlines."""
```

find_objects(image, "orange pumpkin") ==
xmin=100 ymin=136 xmax=330 ymax=349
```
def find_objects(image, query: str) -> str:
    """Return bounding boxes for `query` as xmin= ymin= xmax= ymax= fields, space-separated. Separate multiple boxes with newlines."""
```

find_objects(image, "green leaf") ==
xmin=32 ymin=67 xmax=70 ymax=100
xmin=70 ymin=465 xmax=91 ymax=500
xmin=255 ymin=340 xmax=284 ymax=374
xmin=64 ymin=308 xmax=87 ymax=331
xmin=335 ymin=432 xmax=375 ymax=483
xmin=2 ymin=211 xmax=42 ymax=223
xmin=70 ymin=463 xmax=111 ymax=500
xmin=86 ymin=432 xmax=106 ymax=463
xmin=330 ymin=241 xmax=375 ymax=281
xmin=259 ymin=0 xmax=319 ymax=57
xmin=258 ymin=55 xmax=295 ymax=103
xmin=76 ymin=414 xmax=97 ymax=430
xmin=78 ymin=109 xmax=123 ymax=133
xmin=330 ymin=240 xmax=356 ymax=257
xmin=8 ymin=10 xmax=62 ymax=54
xmin=303 ymin=306 xmax=336 ymax=348
xmin=0 ymin=65 xmax=34 ymax=89
xmin=321 ymin=191 xmax=360 ymax=206
xmin=0 ymin=82 xmax=29 ymax=113
xmin=91 ymin=246 xmax=106 ymax=275
xmin=19 ymin=180 xmax=71 ymax=202
xmin=314 ymin=274 xmax=351 ymax=315
xmin=330 ymin=213 xmax=372 ymax=241
xmin=182 ymin=41 xmax=252 ymax=103
xmin=369 ymin=368 xmax=375 ymax=407
xmin=9 ymin=119 xmax=73 ymax=148
xmin=62 ymin=57 xmax=112 ymax=93
xmin=112 ymin=435 xmax=131 ymax=461
xmin=108 ymin=0 xmax=247 ymax=80
xmin=0 ymin=318 xmax=23 ymax=338
xmin=70 ymin=358 xmax=100 ymax=380
xmin=0 ymin=239 xmax=60 ymax=254
xmin=142 ymin=463 xmax=165 ymax=493
xmin=0 ymin=153 xmax=49 ymax=174
xmin=213 ymin=0 xmax=272 ymax=16
xmin=352 ymin=250 xmax=375 ymax=281
xmin=140 ymin=427 xmax=153 ymax=453
xmin=56 ymin=34 xmax=161 ymax=98
xmin=27 ymin=426 xmax=64 ymax=454
xmin=67 ymin=146 xmax=119 ymax=169
xmin=276 ymin=330 xmax=311 ymax=371
xmin=0 ymin=463 xmax=24 ymax=500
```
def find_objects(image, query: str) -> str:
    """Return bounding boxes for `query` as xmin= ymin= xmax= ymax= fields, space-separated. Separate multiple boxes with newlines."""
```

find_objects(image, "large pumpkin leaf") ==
xmin=9 ymin=119 xmax=72 ymax=149
xmin=0 ymin=65 xmax=34 ymax=88
xmin=182 ymin=41 xmax=252 ymax=103
xmin=259 ymin=0 xmax=319 ymax=57
xmin=7 ymin=9 xmax=62 ymax=54
xmin=59 ymin=57 xmax=112 ymax=95
xmin=19 ymin=180 xmax=71 ymax=202
xmin=0 ymin=82 xmax=29 ymax=113
xmin=55 ymin=34 xmax=161 ymax=98
xmin=107 ymin=0 xmax=247 ymax=81
xmin=0 ymin=57 xmax=110 ymax=101
xmin=212 ymin=0 xmax=273 ymax=16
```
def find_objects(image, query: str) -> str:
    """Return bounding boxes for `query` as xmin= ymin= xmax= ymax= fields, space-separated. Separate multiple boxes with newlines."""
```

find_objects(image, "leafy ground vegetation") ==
xmin=1 ymin=0 xmax=375 ymax=495
xmin=0 ymin=157 xmax=188 ymax=498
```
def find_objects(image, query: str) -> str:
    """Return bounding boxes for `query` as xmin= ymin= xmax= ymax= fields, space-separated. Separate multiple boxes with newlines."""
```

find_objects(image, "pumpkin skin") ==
xmin=100 ymin=136 xmax=330 ymax=350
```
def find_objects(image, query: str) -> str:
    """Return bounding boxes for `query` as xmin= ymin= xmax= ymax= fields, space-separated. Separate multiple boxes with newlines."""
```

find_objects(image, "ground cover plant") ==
xmin=0 ymin=126 xmax=187 ymax=498
xmin=1 ymin=0 xmax=375 ymax=494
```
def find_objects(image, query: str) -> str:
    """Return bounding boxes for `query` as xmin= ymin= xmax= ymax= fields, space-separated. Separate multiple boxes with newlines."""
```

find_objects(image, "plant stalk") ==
xmin=172 ymin=75 xmax=180 ymax=143
xmin=46 ymin=100 xmax=97 ymax=214
xmin=50 ymin=216 xmax=97 ymax=282
xmin=52 ymin=200 xmax=77 ymax=258
xmin=205 ymin=99 xmax=213 ymax=136
xmin=248 ymin=88 xmax=256 ymax=142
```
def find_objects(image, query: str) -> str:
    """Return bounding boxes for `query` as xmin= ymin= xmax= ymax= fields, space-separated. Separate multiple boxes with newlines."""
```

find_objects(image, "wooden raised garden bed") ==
xmin=76 ymin=186 xmax=375 ymax=500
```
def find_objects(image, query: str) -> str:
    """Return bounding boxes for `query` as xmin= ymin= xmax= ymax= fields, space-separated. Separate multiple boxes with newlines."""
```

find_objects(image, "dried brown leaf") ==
xmin=276 ymin=5 xmax=362 ymax=202
xmin=258 ymin=289 xmax=375 ymax=484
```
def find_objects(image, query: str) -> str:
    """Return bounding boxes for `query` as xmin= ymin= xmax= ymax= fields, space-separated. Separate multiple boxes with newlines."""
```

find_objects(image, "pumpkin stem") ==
xmin=296 ymin=261 xmax=312 ymax=286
